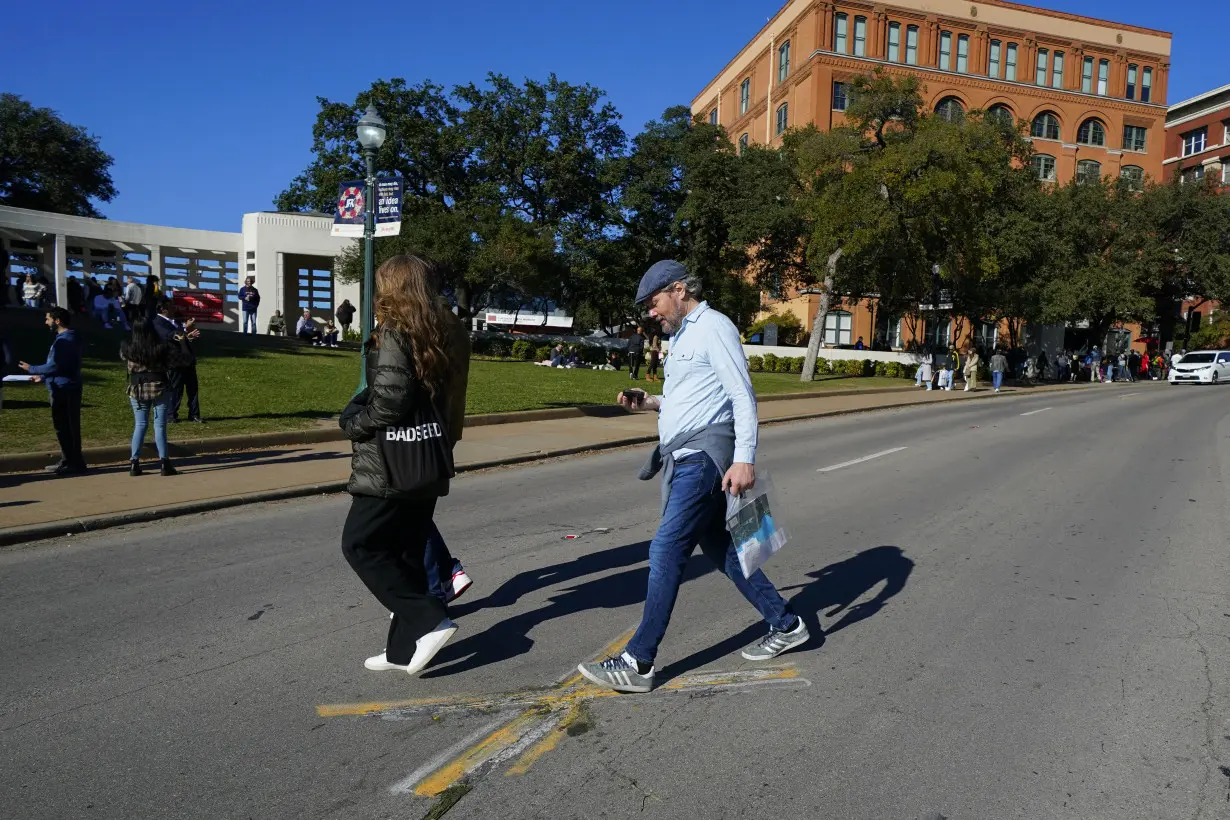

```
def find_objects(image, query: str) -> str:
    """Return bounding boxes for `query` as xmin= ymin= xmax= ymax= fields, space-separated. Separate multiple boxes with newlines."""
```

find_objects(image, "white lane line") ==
xmin=1019 ymin=407 xmax=1052 ymax=416
xmin=1118 ymin=392 xmax=1141 ymax=398
xmin=388 ymin=715 xmax=510 ymax=795
xmin=817 ymin=447 xmax=907 ymax=473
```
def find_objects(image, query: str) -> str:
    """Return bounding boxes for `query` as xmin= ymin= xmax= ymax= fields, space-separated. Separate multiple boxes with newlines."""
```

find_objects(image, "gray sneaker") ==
xmin=741 ymin=618 xmax=810 ymax=661
xmin=577 ymin=652 xmax=654 ymax=693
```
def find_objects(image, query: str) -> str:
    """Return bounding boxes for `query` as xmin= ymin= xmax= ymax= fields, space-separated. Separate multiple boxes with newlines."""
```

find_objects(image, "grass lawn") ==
xmin=0 ymin=310 xmax=906 ymax=454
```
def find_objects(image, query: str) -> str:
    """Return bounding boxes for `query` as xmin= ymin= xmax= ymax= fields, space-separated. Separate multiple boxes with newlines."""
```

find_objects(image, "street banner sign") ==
xmin=374 ymin=177 xmax=403 ymax=237
xmin=172 ymin=289 xmax=225 ymax=323
xmin=331 ymin=181 xmax=365 ymax=237
xmin=330 ymin=177 xmax=403 ymax=237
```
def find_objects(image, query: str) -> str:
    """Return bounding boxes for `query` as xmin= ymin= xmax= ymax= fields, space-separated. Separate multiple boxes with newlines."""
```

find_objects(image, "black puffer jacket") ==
xmin=339 ymin=330 xmax=451 ymax=499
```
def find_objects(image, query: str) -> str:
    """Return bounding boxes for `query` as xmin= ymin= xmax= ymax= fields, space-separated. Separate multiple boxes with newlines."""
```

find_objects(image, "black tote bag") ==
xmin=376 ymin=384 xmax=455 ymax=494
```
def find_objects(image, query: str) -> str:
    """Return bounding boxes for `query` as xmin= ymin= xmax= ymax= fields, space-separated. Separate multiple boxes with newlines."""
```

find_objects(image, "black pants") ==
xmin=49 ymin=384 xmax=86 ymax=468
xmin=298 ymin=329 xmax=322 ymax=344
xmin=628 ymin=351 xmax=642 ymax=379
xmin=342 ymin=495 xmax=447 ymax=664
xmin=167 ymin=366 xmax=200 ymax=420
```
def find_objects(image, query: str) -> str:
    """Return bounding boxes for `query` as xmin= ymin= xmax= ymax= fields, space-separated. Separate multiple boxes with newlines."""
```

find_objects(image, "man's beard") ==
xmin=658 ymin=306 xmax=685 ymax=335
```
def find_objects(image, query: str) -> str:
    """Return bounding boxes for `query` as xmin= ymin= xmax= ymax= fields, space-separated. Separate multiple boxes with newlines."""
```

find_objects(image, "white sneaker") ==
xmin=364 ymin=651 xmax=410 ymax=672
xmin=450 ymin=570 xmax=473 ymax=602
xmin=404 ymin=618 xmax=458 ymax=675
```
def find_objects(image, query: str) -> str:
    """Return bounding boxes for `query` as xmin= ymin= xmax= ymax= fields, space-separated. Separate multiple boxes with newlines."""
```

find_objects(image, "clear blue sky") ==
xmin=4 ymin=0 xmax=1220 ymax=233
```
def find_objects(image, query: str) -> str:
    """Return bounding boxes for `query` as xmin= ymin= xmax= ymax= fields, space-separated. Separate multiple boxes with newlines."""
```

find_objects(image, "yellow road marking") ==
xmin=413 ymin=709 xmax=546 ymax=798
xmin=504 ymin=702 xmax=584 ymax=777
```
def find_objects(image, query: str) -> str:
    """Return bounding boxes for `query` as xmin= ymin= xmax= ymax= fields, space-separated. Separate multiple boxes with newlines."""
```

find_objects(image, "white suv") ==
xmin=1168 ymin=350 xmax=1230 ymax=384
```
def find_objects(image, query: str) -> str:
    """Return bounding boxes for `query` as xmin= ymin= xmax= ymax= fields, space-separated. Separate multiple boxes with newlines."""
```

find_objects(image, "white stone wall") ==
xmin=241 ymin=213 xmax=351 ymax=332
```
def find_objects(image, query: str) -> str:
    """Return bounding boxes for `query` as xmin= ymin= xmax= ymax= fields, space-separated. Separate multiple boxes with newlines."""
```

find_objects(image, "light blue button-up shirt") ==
xmin=657 ymin=301 xmax=758 ymax=464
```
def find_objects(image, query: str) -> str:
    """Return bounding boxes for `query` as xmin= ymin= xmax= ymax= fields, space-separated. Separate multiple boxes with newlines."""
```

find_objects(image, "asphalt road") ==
xmin=5 ymin=382 xmax=1230 ymax=820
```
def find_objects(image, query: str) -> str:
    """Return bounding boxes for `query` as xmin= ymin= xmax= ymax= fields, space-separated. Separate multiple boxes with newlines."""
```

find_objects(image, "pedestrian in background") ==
xmin=123 ymin=276 xmax=144 ymax=326
xmin=917 ymin=358 xmax=934 ymax=390
xmin=267 ymin=310 xmax=286 ymax=336
xmin=120 ymin=317 xmax=177 ymax=477
xmin=18 ymin=307 xmax=87 ymax=475
xmin=238 ymin=276 xmax=260 ymax=334
xmin=627 ymin=326 xmax=645 ymax=380
xmin=154 ymin=301 xmax=204 ymax=424
xmin=22 ymin=273 xmax=45 ymax=308
xmin=990 ymin=348 xmax=1008 ymax=392
xmin=336 ymin=299 xmax=356 ymax=337
xmin=645 ymin=335 xmax=662 ymax=382
xmin=963 ymin=347 xmax=981 ymax=391
xmin=141 ymin=275 xmax=161 ymax=321
xmin=577 ymin=260 xmax=806 ymax=694
xmin=339 ymin=254 xmax=460 ymax=676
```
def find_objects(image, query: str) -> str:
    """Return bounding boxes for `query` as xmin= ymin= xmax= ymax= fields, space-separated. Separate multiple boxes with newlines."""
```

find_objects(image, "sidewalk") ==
xmin=0 ymin=382 xmax=1106 ymax=545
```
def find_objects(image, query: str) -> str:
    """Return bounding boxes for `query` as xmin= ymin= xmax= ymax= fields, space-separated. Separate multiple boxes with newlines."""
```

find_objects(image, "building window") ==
xmin=1122 ymin=124 xmax=1147 ymax=152
xmin=1126 ymin=64 xmax=1137 ymax=100
xmin=740 ymin=78 xmax=750 ymax=115
xmin=923 ymin=319 xmax=951 ymax=349
xmin=1077 ymin=119 xmax=1106 ymax=146
xmin=1036 ymin=48 xmax=1048 ymax=85
xmin=834 ymin=13 xmax=848 ymax=53
xmin=1005 ymin=43 xmax=1017 ymax=81
xmin=778 ymin=40 xmax=791 ymax=83
xmin=939 ymin=31 xmax=952 ymax=71
xmin=775 ymin=103 xmax=789 ymax=136
xmin=1120 ymin=165 xmax=1145 ymax=191
xmin=906 ymin=25 xmax=919 ymax=65
xmin=832 ymin=81 xmax=848 ymax=111
xmin=1223 ymin=163 xmax=1230 ymax=186
xmin=887 ymin=22 xmax=901 ymax=63
xmin=1076 ymin=159 xmax=1102 ymax=184
xmin=988 ymin=105 xmax=1014 ymax=127
xmin=824 ymin=310 xmax=853 ymax=346
xmin=1082 ymin=56 xmax=1094 ymax=93
xmin=854 ymin=16 xmax=867 ymax=57
xmin=1030 ymin=112 xmax=1060 ymax=140
xmin=1182 ymin=127 xmax=1207 ymax=157
xmin=1181 ymin=165 xmax=1205 ymax=184
xmin=709 ymin=109 xmax=718 ymax=125
xmin=974 ymin=321 xmax=998 ymax=352
xmin=936 ymin=97 xmax=965 ymax=123
xmin=1141 ymin=67 xmax=1152 ymax=102
xmin=989 ymin=40 xmax=1001 ymax=78
xmin=1032 ymin=154 xmax=1057 ymax=182
xmin=1097 ymin=59 xmax=1109 ymax=95
xmin=1052 ymin=51 xmax=1064 ymax=88
xmin=739 ymin=133 xmax=749 ymax=152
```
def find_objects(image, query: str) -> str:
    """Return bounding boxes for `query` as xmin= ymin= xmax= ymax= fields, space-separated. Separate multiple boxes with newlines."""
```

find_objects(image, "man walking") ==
xmin=154 ymin=302 xmax=204 ymax=423
xmin=577 ymin=260 xmax=807 ymax=694
xmin=336 ymin=299 xmax=356 ymax=337
xmin=990 ymin=348 xmax=1008 ymax=393
xmin=627 ymin=326 xmax=645 ymax=380
xmin=122 ymin=276 xmax=143 ymax=326
xmin=238 ymin=276 xmax=261 ymax=334
xmin=18 ymin=307 xmax=87 ymax=475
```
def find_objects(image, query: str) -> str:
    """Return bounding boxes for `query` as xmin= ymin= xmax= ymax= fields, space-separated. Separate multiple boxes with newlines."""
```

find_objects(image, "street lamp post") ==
xmin=356 ymin=104 xmax=387 ymax=389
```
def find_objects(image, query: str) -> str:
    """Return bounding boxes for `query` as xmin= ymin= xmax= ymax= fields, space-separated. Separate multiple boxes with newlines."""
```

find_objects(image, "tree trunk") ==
xmin=802 ymin=248 xmax=842 ymax=382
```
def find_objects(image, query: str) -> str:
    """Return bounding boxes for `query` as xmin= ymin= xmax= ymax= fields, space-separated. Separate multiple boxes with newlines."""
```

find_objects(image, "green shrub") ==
xmin=763 ymin=353 xmax=779 ymax=372
xmin=816 ymin=358 xmax=833 ymax=375
xmin=487 ymin=338 xmax=512 ymax=358
xmin=471 ymin=336 xmax=491 ymax=356
xmin=789 ymin=356 xmax=804 ymax=374
xmin=903 ymin=363 xmax=918 ymax=379
xmin=874 ymin=361 xmax=888 ymax=377
xmin=777 ymin=356 xmax=794 ymax=373
xmin=747 ymin=355 xmax=764 ymax=372
xmin=534 ymin=344 xmax=553 ymax=362
xmin=511 ymin=340 xmax=536 ymax=361
xmin=883 ymin=361 xmax=904 ymax=378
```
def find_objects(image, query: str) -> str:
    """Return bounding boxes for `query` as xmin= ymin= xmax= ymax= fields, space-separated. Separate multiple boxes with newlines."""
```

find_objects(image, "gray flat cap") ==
xmin=634 ymin=260 xmax=688 ymax=305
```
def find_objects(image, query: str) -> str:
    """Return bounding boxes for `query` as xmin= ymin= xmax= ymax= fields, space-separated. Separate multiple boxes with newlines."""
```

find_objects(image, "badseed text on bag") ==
xmin=385 ymin=423 xmax=444 ymax=442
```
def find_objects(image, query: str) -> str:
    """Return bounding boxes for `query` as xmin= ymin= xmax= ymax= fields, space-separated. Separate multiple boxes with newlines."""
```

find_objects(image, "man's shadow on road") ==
xmin=424 ymin=543 xmax=913 ymax=682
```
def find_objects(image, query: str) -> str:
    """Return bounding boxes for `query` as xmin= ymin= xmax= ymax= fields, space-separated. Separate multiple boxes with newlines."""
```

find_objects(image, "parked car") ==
xmin=1168 ymin=350 xmax=1230 ymax=384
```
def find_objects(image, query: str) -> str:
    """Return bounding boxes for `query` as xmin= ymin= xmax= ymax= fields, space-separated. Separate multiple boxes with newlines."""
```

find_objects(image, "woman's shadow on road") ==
xmin=423 ymin=543 xmax=913 ymax=682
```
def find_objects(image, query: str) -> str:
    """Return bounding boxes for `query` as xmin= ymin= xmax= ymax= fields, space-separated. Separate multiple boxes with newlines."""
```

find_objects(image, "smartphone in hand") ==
xmin=620 ymin=388 xmax=646 ymax=408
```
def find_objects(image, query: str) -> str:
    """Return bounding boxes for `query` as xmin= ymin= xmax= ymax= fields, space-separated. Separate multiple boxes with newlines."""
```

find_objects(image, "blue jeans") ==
xmin=130 ymin=394 xmax=170 ymax=459
xmin=24 ymin=298 xmax=39 ymax=308
xmin=625 ymin=453 xmax=795 ymax=666
xmin=992 ymin=371 xmax=1003 ymax=390
xmin=242 ymin=310 xmax=257 ymax=334
xmin=423 ymin=521 xmax=463 ymax=602
xmin=1105 ymin=365 xmax=1114 ymax=382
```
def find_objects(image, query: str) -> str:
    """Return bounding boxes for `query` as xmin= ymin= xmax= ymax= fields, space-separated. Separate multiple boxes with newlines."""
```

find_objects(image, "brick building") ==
xmin=690 ymin=0 xmax=1172 ymax=354
xmin=1165 ymin=83 xmax=1230 ymax=189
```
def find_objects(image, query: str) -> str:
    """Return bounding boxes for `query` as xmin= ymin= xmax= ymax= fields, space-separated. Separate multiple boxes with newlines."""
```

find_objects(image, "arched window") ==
xmin=1032 ymin=154 xmax=1057 ymax=182
xmin=1030 ymin=112 xmax=1060 ymax=140
xmin=987 ymin=105 xmax=1014 ymax=127
xmin=1077 ymin=118 xmax=1106 ymax=147
xmin=775 ymin=103 xmax=789 ymax=136
xmin=936 ymin=97 xmax=965 ymax=123
xmin=738 ymin=133 xmax=749 ymax=152
xmin=824 ymin=310 xmax=853 ymax=346
xmin=1076 ymin=160 xmax=1102 ymax=184
xmin=1120 ymin=165 xmax=1145 ymax=191
xmin=739 ymin=78 xmax=750 ymax=115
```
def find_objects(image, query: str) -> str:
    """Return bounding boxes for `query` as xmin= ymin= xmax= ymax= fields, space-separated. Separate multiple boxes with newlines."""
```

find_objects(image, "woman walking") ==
xmin=339 ymin=254 xmax=460 ymax=676
xmin=645 ymin=335 xmax=662 ymax=382
xmin=120 ymin=317 xmax=177 ymax=476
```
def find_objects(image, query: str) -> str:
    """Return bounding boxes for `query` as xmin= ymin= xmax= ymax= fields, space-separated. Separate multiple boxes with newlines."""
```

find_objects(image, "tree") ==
xmin=0 ymin=93 xmax=117 ymax=217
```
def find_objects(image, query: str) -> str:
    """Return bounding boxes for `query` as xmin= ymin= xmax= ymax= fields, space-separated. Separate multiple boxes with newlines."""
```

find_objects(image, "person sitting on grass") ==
xmin=535 ymin=344 xmax=565 ymax=367
xmin=321 ymin=320 xmax=340 ymax=348
xmin=267 ymin=310 xmax=286 ymax=336
xmin=296 ymin=309 xmax=323 ymax=345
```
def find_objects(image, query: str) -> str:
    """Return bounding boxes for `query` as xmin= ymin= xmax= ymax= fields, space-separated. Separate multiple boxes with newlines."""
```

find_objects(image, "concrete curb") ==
xmin=0 ymin=381 xmax=1113 ymax=548
xmin=0 ymin=384 xmax=918 ymax=473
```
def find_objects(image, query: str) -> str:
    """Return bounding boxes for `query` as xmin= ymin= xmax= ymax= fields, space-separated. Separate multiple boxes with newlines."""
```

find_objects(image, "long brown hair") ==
xmin=371 ymin=254 xmax=453 ymax=397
